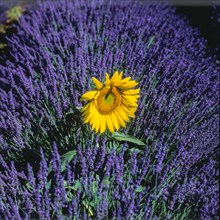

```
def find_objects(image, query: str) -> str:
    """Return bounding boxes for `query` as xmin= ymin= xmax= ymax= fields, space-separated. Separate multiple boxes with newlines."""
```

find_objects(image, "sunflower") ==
xmin=80 ymin=71 xmax=140 ymax=133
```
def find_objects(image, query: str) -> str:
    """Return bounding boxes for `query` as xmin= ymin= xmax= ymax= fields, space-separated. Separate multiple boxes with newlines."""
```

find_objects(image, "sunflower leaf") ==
xmin=60 ymin=150 xmax=77 ymax=172
xmin=135 ymin=185 xmax=145 ymax=193
xmin=112 ymin=132 xmax=145 ymax=146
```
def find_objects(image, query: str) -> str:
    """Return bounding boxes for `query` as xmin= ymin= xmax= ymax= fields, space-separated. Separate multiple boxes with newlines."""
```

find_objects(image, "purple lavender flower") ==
xmin=0 ymin=0 xmax=219 ymax=219
xmin=0 ymin=6 xmax=6 ymax=24
xmin=0 ymin=139 xmax=219 ymax=218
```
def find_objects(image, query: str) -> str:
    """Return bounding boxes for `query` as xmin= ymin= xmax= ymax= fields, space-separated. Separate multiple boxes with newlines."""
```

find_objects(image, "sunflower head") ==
xmin=80 ymin=71 xmax=140 ymax=133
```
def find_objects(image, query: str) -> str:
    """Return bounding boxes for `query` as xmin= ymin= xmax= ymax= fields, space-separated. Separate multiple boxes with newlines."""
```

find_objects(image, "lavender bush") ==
xmin=0 ymin=0 xmax=219 ymax=219
xmin=0 ymin=140 xmax=218 ymax=219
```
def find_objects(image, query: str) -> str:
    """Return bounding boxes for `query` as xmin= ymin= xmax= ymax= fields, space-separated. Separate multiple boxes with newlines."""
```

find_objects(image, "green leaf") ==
xmin=129 ymin=148 xmax=141 ymax=153
xmin=74 ymin=180 xmax=82 ymax=190
xmin=92 ymin=181 xmax=98 ymax=194
xmin=65 ymin=106 xmax=82 ymax=116
xmin=82 ymin=200 xmax=94 ymax=216
xmin=48 ymin=150 xmax=77 ymax=174
xmin=102 ymin=179 xmax=111 ymax=186
xmin=76 ymin=106 xmax=82 ymax=111
xmin=146 ymin=36 xmax=155 ymax=49
xmin=46 ymin=179 xmax=51 ymax=190
xmin=25 ymin=182 xmax=34 ymax=191
xmin=60 ymin=150 xmax=77 ymax=172
xmin=112 ymin=132 xmax=145 ymax=146
xmin=135 ymin=185 xmax=145 ymax=193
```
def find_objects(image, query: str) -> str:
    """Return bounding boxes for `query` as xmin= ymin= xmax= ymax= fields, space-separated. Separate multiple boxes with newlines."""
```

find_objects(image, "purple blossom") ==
xmin=0 ymin=0 xmax=219 ymax=219
xmin=0 ymin=140 xmax=218 ymax=218
xmin=0 ymin=0 xmax=218 ymax=159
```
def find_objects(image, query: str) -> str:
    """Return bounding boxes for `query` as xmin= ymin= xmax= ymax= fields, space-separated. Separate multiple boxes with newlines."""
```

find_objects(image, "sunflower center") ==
xmin=97 ymin=86 xmax=121 ymax=114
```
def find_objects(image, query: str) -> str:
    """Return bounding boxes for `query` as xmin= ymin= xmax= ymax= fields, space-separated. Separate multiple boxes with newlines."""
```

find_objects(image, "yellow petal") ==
xmin=93 ymin=111 xmax=102 ymax=133
xmin=121 ymin=104 xmax=135 ymax=118
xmin=106 ymin=115 xmax=115 ymax=133
xmin=122 ymin=94 xmax=140 ymax=100
xmin=117 ymin=107 xmax=130 ymax=122
xmin=80 ymin=91 xmax=99 ymax=101
xmin=83 ymin=110 xmax=90 ymax=123
xmin=122 ymin=95 xmax=140 ymax=105
xmin=91 ymin=117 xmax=98 ymax=132
xmin=92 ymin=77 xmax=103 ymax=90
xmin=122 ymin=88 xmax=140 ymax=95
xmin=82 ymin=102 xmax=95 ymax=123
xmin=120 ymin=77 xmax=131 ymax=83
xmin=89 ymin=104 xmax=97 ymax=124
xmin=111 ymin=71 xmax=119 ymax=84
xmin=111 ymin=71 xmax=124 ymax=87
xmin=111 ymin=112 xmax=120 ymax=130
xmin=122 ymin=97 xmax=138 ymax=107
xmin=114 ymin=109 xmax=126 ymax=127
xmin=119 ymin=81 xmax=138 ymax=90
xmin=100 ymin=115 xmax=107 ymax=133
xmin=81 ymin=102 xmax=90 ymax=114
xmin=105 ymin=73 xmax=110 ymax=85
xmin=118 ymin=71 xmax=123 ymax=81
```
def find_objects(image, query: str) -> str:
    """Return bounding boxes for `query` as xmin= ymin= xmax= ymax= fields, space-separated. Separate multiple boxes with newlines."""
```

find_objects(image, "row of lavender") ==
xmin=0 ymin=0 xmax=219 ymax=218
xmin=1 ymin=138 xmax=218 ymax=219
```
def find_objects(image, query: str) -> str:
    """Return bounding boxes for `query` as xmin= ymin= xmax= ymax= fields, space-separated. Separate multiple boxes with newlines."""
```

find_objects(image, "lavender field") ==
xmin=0 ymin=0 xmax=219 ymax=219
